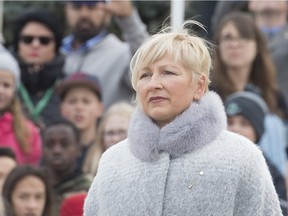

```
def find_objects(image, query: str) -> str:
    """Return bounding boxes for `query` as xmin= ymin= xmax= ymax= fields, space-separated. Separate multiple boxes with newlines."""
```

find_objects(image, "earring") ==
xmin=194 ymin=97 xmax=199 ymax=106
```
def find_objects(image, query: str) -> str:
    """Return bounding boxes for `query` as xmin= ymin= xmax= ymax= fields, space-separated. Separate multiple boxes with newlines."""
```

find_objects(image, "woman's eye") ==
xmin=163 ymin=71 xmax=174 ymax=75
xmin=139 ymin=73 xmax=150 ymax=79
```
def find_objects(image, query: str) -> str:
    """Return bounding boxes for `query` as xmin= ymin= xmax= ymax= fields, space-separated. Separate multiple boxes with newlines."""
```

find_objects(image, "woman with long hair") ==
xmin=212 ymin=12 xmax=287 ymax=118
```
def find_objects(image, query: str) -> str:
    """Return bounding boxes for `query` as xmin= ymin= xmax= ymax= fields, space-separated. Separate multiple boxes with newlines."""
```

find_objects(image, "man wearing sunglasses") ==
xmin=12 ymin=8 xmax=65 ymax=128
xmin=62 ymin=0 xmax=148 ymax=109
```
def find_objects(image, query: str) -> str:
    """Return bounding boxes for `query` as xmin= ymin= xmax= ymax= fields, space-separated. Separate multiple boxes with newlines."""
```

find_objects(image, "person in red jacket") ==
xmin=60 ymin=192 xmax=86 ymax=216
xmin=0 ymin=49 xmax=42 ymax=165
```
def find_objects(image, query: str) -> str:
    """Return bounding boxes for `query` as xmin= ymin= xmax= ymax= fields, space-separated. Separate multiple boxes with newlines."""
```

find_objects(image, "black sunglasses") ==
xmin=20 ymin=35 xmax=54 ymax=45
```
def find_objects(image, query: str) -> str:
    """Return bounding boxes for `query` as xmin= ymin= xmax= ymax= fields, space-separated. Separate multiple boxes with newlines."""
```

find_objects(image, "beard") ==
xmin=72 ymin=18 xmax=105 ymax=42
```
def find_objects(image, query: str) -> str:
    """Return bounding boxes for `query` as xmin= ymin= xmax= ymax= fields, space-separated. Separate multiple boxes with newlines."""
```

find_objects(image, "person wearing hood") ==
xmin=12 ymin=8 xmax=65 ymax=128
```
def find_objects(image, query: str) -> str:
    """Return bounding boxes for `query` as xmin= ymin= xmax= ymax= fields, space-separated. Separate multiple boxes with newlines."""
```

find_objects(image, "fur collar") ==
xmin=128 ymin=91 xmax=227 ymax=162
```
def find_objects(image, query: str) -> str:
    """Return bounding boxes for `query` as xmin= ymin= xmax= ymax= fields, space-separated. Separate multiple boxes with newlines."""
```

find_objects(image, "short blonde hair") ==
xmin=130 ymin=21 xmax=212 ymax=92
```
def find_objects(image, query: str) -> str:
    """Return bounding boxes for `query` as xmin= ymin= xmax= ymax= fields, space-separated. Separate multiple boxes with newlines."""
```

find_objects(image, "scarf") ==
xmin=128 ymin=91 xmax=227 ymax=162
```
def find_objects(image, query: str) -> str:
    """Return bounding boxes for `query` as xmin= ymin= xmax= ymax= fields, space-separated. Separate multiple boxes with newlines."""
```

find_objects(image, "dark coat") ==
xmin=15 ymin=54 xmax=65 ymax=128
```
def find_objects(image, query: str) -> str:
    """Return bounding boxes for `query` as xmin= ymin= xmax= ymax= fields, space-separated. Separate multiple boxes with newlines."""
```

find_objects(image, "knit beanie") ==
xmin=0 ymin=50 xmax=20 ymax=87
xmin=224 ymin=91 xmax=269 ymax=141
xmin=13 ymin=8 xmax=62 ymax=53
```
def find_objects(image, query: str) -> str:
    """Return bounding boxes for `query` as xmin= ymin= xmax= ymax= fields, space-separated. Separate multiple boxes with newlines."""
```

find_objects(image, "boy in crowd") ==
xmin=0 ymin=147 xmax=17 ymax=190
xmin=224 ymin=91 xmax=287 ymax=213
xmin=58 ymin=73 xmax=103 ymax=176
xmin=42 ymin=118 xmax=92 ymax=215
xmin=0 ymin=147 xmax=17 ymax=215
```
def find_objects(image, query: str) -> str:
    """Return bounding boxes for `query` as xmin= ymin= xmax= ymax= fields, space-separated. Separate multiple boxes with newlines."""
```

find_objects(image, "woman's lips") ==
xmin=149 ymin=96 xmax=166 ymax=103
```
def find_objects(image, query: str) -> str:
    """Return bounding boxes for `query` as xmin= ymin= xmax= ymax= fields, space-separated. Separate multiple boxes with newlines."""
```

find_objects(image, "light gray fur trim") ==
xmin=128 ymin=91 xmax=227 ymax=162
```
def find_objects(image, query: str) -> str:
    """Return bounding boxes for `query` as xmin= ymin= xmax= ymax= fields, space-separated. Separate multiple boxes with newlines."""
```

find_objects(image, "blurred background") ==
xmin=1 ymin=1 xmax=218 ymax=46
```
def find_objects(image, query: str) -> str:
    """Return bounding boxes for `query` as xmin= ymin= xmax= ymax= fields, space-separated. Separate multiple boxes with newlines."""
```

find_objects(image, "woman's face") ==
xmin=0 ymin=70 xmax=15 ymax=112
xmin=136 ymin=53 xmax=204 ymax=127
xmin=219 ymin=22 xmax=257 ymax=69
xmin=103 ymin=114 xmax=130 ymax=149
xmin=18 ymin=21 xmax=56 ymax=65
xmin=11 ymin=175 xmax=46 ymax=216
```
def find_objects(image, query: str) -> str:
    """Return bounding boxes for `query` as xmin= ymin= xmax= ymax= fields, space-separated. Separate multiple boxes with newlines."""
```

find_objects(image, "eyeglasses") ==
xmin=20 ymin=35 xmax=54 ymax=46
xmin=219 ymin=35 xmax=251 ymax=45
xmin=104 ymin=129 xmax=127 ymax=139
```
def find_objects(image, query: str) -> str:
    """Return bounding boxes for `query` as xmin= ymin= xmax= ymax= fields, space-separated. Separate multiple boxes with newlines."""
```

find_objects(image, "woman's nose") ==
xmin=147 ymin=74 xmax=163 ymax=90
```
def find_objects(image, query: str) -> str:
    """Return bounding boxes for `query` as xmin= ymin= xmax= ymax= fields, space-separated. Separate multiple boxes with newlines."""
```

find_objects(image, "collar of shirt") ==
xmin=261 ymin=26 xmax=282 ymax=38
xmin=61 ymin=31 xmax=107 ymax=54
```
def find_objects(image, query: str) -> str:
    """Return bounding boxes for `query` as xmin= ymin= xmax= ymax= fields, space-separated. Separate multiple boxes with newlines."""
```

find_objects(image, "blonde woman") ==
xmin=98 ymin=102 xmax=134 ymax=150
xmin=86 ymin=102 xmax=134 ymax=176
xmin=84 ymin=21 xmax=282 ymax=215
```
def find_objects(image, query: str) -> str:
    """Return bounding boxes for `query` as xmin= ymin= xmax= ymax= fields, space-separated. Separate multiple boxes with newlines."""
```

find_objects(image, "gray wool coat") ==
xmin=84 ymin=92 xmax=283 ymax=216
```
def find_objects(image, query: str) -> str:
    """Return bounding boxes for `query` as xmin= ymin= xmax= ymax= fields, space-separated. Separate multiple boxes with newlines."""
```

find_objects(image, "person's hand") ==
xmin=97 ymin=0 xmax=133 ymax=18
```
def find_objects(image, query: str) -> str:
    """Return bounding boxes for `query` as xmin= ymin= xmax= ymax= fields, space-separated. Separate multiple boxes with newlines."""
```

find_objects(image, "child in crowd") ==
xmin=224 ymin=91 xmax=287 ymax=211
xmin=0 ymin=147 xmax=17 ymax=191
xmin=2 ymin=165 xmax=52 ymax=216
xmin=42 ymin=118 xmax=92 ymax=215
xmin=0 ymin=50 xmax=42 ymax=165
xmin=97 ymin=102 xmax=134 ymax=151
xmin=58 ymin=73 xmax=104 ymax=176
xmin=85 ymin=102 xmax=134 ymax=176
xmin=0 ymin=147 xmax=17 ymax=216
xmin=212 ymin=12 xmax=288 ymax=176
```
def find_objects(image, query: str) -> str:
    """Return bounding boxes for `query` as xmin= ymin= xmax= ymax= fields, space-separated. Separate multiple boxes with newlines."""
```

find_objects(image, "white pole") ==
xmin=171 ymin=0 xmax=185 ymax=32
xmin=0 ymin=0 xmax=4 ymax=43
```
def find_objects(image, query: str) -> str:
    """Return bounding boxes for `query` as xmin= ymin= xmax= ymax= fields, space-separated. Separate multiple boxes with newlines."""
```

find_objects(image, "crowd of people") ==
xmin=0 ymin=0 xmax=288 ymax=215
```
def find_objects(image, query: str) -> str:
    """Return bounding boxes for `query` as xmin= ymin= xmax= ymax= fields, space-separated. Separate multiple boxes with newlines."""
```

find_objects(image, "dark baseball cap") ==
xmin=58 ymin=72 xmax=102 ymax=101
xmin=68 ymin=0 xmax=107 ymax=6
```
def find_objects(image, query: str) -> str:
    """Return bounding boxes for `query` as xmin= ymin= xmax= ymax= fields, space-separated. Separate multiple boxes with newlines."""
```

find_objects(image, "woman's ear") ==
xmin=194 ymin=74 xmax=207 ymax=100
